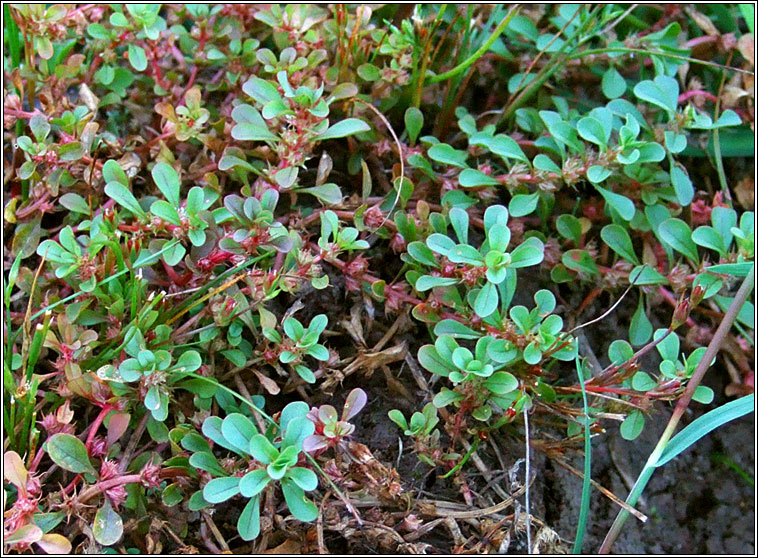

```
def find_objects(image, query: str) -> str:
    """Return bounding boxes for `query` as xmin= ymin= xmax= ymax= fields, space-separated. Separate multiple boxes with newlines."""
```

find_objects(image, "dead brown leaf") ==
xmin=263 ymin=538 xmax=302 ymax=554
xmin=733 ymin=176 xmax=755 ymax=210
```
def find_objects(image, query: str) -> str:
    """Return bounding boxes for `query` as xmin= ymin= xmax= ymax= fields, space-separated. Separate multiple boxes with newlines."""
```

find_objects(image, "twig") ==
xmin=523 ymin=408 xmax=533 ymax=554
xmin=202 ymin=511 xmax=230 ymax=553
xmin=600 ymin=4 xmax=639 ymax=35
xmin=118 ymin=412 xmax=149 ymax=474
xmin=317 ymin=491 xmax=331 ymax=554
xmin=552 ymin=456 xmax=647 ymax=522
xmin=419 ymin=484 xmax=527 ymax=518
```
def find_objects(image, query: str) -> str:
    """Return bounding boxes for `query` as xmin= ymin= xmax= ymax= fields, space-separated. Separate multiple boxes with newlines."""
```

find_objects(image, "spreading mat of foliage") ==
xmin=2 ymin=4 xmax=755 ymax=554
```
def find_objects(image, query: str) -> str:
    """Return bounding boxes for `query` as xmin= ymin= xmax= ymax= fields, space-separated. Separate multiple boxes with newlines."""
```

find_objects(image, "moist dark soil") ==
xmin=347 ymin=368 xmax=755 ymax=554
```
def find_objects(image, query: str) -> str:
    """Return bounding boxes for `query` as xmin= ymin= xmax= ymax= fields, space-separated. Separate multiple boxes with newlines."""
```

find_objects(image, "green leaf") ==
xmin=656 ymin=395 xmax=754 ymax=466
xmin=239 ymin=469 xmax=271 ymax=498
xmin=105 ymin=182 xmax=147 ymax=219
xmin=577 ymin=116 xmax=608 ymax=147
xmin=433 ymin=388 xmax=464 ymax=408
xmin=237 ymin=496 xmax=261 ymax=541
xmin=46 ymin=433 xmax=95 ymax=474
xmin=404 ymin=107 xmax=423 ymax=145
xmin=472 ymin=134 xmax=528 ymax=163
xmin=160 ymin=242 xmax=185 ymax=266
xmin=202 ymin=417 xmax=240 ymax=455
xmin=487 ymin=224 xmax=511 ymax=254
xmin=714 ymin=295 xmax=754 ymax=329
xmin=474 ymin=281 xmax=499 ymax=318
xmin=427 ymin=143 xmax=469 ymax=168
xmin=664 ymin=131 xmax=687 ymax=154
xmin=670 ymin=165 xmax=693 ymax=207
xmin=127 ymin=44 xmax=147 ymax=71
xmin=221 ymin=413 xmax=258 ymax=455
xmin=601 ymin=224 xmax=639 ymax=264
xmin=556 ymin=214 xmax=582 ymax=245
xmin=632 ymin=372 xmax=657 ymax=391
xmin=150 ymin=200 xmax=181 ymax=225
xmin=231 ymin=104 xmax=278 ymax=141
xmin=242 ymin=76 xmax=282 ymax=105
xmin=407 ymin=242 xmax=438 ymax=267
xmin=692 ymin=385 xmax=714 ymax=404
xmin=36 ymin=240 xmax=73 ymax=264
xmin=388 ymin=409 xmax=409 ymax=431
xmin=739 ymin=4 xmax=754 ymax=33
xmin=145 ymin=385 xmax=161 ymax=411
xmin=523 ymin=341 xmax=542 ymax=364
xmin=562 ymin=249 xmax=599 ymax=275
xmin=601 ymin=67 xmax=626 ymax=99
xmin=658 ymin=218 xmax=699 ymax=262
xmin=188 ymin=490 xmax=212 ymax=511
xmin=287 ymin=467 xmax=318 ymax=491
xmin=458 ymin=168 xmax=500 ymax=187
xmin=151 ymin=162 xmax=181 ymax=207
xmin=509 ymin=193 xmax=539 ymax=217
xmin=483 ymin=371 xmax=518 ymax=394
xmin=189 ymin=452 xmax=228 ymax=477
xmin=426 ymin=233 xmax=456 ymax=255
xmin=587 ymin=165 xmax=612 ymax=183
xmin=433 ymin=319 xmax=481 ymax=339
xmin=282 ymin=416 xmax=314 ymax=450
xmin=262 ymin=98 xmax=291 ymax=119
xmin=249 ymin=434 xmax=278 ymax=464
xmin=203 ymin=476 xmax=241 ymax=503
xmin=315 ymin=118 xmax=370 ymax=140
xmin=59 ymin=193 xmax=90 ymax=214
xmin=357 ymin=62 xmax=380 ymax=81
xmin=299 ymin=183 xmax=343 ymax=205
xmin=595 ymin=185 xmax=635 ymax=221
xmin=281 ymin=479 xmax=318 ymax=521
xmin=29 ymin=113 xmax=50 ymax=142
xmin=620 ymin=410 xmax=645 ymax=440
xmin=704 ymin=262 xmax=753 ymax=277
xmin=629 ymin=294 xmax=653 ymax=346
xmin=654 ymin=328 xmax=679 ymax=363
xmin=93 ymin=500 xmax=123 ymax=546
xmin=103 ymin=159 xmax=129 ymax=186
xmin=447 ymin=244 xmax=484 ymax=265
xmin=417 ymin=345 xmax=452 ymax=377
xmin=509 ymin=237 xmax=544 ymax=268
xmin=692 ymin=226 xmax=726 ymax=257
xmin=633 ymin=75 xmax=678 ymax=114
xmin=533 ymin=153 xmax=561 ymax=173
xmin=629 ymin=265 xmax=668 ymax=285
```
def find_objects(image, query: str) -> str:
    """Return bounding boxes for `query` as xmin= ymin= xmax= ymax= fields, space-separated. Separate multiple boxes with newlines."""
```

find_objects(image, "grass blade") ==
xmin=656 ymin=394 xmax=754 ymax=467
xmin=573 ymin=355 xmax=592 ymax=554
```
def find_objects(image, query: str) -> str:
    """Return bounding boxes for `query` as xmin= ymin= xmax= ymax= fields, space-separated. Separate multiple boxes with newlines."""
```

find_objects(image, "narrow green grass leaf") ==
xmin=656 ymin=395 xmax=754 ymax=466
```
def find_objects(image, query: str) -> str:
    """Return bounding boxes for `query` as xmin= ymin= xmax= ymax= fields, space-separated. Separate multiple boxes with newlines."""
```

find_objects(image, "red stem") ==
xmin=679 ymin=90 xmax=719 ymax=104
xmin=85 ymin=404 xmax=113 ymax=451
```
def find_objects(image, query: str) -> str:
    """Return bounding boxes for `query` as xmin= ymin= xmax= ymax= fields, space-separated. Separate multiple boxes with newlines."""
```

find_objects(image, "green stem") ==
xmin=573 ymin=356 xmax=592 ymax=554
xmin=412 ymin=4 xmax=447 ymax=107
xmin=501 ymin=6 xmax=602 ymax=123
xmin=711 ymin=57 xmax=732 ymax=207
xmin=441 ymin=437 xmax=479 ymax=479
xmin=176 ymin=371 xmax=275 ymax=425
xmin=569 ymin=47 xmax=753 ymax=75
xmin=599 ymin=264 xmax=755 ymax=553
xmin=426 ymin=6 xmax=519 ymax=85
